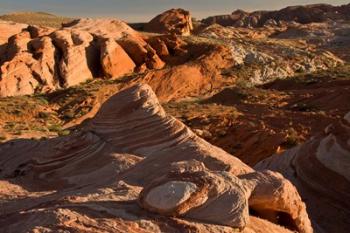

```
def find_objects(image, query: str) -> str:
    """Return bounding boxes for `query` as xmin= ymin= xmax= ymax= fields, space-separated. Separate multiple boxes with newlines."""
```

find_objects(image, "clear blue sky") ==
xmin=0 ymin=0 xmax=348 ymax=22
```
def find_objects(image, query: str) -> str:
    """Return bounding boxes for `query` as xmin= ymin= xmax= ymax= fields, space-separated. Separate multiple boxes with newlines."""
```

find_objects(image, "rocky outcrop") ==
xmin=144 ymin=8 xmax=193 ymax=36
xmin=0 ymin=19 xmax=241 ymax=97
xmin=0 ymin=19 xmax=233 ymax=99
xmin=255 ymin=112 xmax=350 ymax=233
xmin=0 ymin=84 xmax=312 ymax=232
xmin=30 ymin=36 xmax=60 ymax=90
xmin=51 ymin=29 xmax=96 ymax=86
xmin=0 ymin=31 xmax=60 ymax=96
xmin=63 ymin=18 xmax=165 ymax=70
xmin=0 ymin=19 xmax=167 ymax=96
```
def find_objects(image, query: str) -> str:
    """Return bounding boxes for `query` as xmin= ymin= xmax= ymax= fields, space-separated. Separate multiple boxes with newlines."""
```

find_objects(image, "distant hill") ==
xmin=0 ymin=11 xmax=73 ymax=28
xmin=202 ymin=3 xmax=350 ymax=27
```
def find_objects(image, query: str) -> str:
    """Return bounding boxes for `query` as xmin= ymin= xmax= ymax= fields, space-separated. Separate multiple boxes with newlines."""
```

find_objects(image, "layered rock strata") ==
xmin=0 ymin=84 xmax=312 ymax=233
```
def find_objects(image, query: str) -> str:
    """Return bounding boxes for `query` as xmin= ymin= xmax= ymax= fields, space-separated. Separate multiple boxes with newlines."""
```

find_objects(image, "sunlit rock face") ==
xmin=0 ymin=19 xmax=167 ymax=97
xmin=0 ymin=84 xmax=312 ymax=232
xmin=144 ymin=8 xmax=194 ymax=36
xmin=256 ymin=111 xmax=350 ymax=233
xmin=100 ymin=38 xmax=136 ymax=78
xmin=0 ymin=20 xmax=26 ymax=46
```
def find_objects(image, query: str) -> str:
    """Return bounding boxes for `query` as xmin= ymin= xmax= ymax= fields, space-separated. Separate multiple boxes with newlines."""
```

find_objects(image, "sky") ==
xmin=0 ymin=0 xmax=349 ymax=22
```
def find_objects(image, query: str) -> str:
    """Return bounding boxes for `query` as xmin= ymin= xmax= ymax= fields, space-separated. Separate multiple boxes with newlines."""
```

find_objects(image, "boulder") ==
xmin=144 ymin=8 xmax=193 ymax=36
xmin=147 ymin=37 xmax=170 ymax=58
xmin=100 ymin=38 xmax=136 ymax=79
xmin=139 ymin=160 xmax=312 ymax=232
xmin=118 ymin=37 xmax=165 ymax=70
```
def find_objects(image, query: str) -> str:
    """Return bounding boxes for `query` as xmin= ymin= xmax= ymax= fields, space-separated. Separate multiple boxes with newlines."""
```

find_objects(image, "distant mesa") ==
xmin=202 ymin=3 xmax=350 ymax=27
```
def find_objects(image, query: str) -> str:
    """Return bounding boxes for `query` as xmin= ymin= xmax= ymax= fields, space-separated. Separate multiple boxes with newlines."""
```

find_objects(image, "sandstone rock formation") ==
xmin=0 ymin=84 xmax=312 ymax=233
xmin=144 ymin=8 xmax=193 ymax=36
xmin=0 ymin=16 xmax=238 ymax=99
xmin=0 ymin=18 xmax=237 ymax=98
xmin=51 ymin=29 xmax=96 ymax=86
xmin=0 ymin=31 xmax=60 ymax=96
xmin=255 ymin=112 xmax=350 ymax=233
xmin=0 ymin=19 xmax=166 ymax=97
xmin=63 ymin=18 xmax=166 ymax=70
